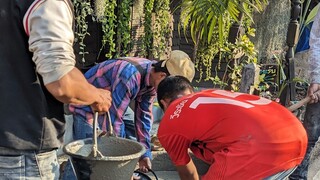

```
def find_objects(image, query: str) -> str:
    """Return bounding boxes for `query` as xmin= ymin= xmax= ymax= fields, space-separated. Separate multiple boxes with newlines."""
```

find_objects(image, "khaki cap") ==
xmin=161 ymin=50 xmax=195 ymax=82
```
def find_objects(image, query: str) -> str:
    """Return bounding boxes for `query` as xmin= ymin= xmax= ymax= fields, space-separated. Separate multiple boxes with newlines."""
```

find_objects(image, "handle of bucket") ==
xmin=106 ymin=111 xmax=114 ymax=136
xmin=133 ymin=168 xmax=158 ymax=180
xmin=92 ymin=111 xmax=99 ymax=157
xmin=94 ymin=111 xmax=115 ymax=138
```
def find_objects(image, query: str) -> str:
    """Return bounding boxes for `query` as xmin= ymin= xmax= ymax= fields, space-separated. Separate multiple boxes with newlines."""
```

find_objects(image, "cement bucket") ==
xmin=63 ymin=136 xmax=146 ymax=180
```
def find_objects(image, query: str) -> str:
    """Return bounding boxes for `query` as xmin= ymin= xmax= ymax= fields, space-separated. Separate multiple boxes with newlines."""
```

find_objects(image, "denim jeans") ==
xmin=123 ymin=107 xmax=136 ymax=140
xmin=289 ymin=102 xmax=320 ymax=180
xmin=0 ymin=148 xmax=59 ymax=179
xmin=125 ymin=103 xmax=164 ymax=139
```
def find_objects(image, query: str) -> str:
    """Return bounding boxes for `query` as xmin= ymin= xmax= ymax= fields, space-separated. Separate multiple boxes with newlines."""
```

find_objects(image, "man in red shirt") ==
xmin=156 ymin=76 xmax=307 ymax=180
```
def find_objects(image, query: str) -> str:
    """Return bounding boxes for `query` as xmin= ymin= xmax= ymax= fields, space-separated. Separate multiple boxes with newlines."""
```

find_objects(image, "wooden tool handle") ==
xmin=287 ymin=96 xmax=311 ymax=112
xmin=287 ymin=90 xmax=320 ymax=112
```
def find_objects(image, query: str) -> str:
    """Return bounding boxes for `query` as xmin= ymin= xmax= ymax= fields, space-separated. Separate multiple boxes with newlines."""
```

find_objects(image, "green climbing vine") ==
xmin=72 ymin=0 xmax=172 ymax=64
xmin=72 ymin=0 xmax=94 ymax=63
xmin=153 ymin=0 xmax=171 ymax=59
xmin=143 ymin=0 xmax=155 ymax=57
xmin=99 ymin=0 xmax=117 ymax=59
xmin=193 ymin=13 xmax=259 ymax=92
xmin=116 ymin=0 xmax=132 ymax=57
xmin=194 ymin=12 xmax=231 ymax=87
xmin=227 ymin=32 xmax=258 ymax=92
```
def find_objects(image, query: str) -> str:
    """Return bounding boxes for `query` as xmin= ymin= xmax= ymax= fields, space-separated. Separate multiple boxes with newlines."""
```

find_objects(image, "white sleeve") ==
xmin=309 ymin=9 xmax=320 ymax=83
xmin=23 ymin=0 xmax=76 ymax=85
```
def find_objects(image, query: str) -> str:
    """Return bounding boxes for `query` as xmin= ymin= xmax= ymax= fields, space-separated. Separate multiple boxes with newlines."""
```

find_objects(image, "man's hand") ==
xmin=308 ymin=83 xmax=320 ymax=104
xmin=138 ymin=157 xmax=152 ymax=173
xmin=91 ymin=89 xmax=112 ymax=112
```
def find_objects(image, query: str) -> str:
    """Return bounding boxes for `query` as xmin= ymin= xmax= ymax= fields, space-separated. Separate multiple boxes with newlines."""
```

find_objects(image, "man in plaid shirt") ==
xmin=63 ymin=50 xmax=195 ymax=179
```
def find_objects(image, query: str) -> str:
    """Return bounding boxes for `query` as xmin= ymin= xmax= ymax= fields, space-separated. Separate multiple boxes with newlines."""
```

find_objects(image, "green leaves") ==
xmin=116 ymin=0 xmax=132 ymax=57
xmin=305 ymin=3 xmax=320 ymax=26
xmin=181 ymin=0 xmax=267 ymax=91
xmin=142 ymin=0 xmax=155 ymax=57
xmin=180 ymin=0 xmax=268 ymax=46
xmin=73 ymin=0 xmax=94 ymax=62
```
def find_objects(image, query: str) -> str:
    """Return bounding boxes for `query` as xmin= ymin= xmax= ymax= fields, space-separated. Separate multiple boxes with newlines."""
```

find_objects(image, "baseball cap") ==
xmin=161 ymin=50 xmax=195 ymax=82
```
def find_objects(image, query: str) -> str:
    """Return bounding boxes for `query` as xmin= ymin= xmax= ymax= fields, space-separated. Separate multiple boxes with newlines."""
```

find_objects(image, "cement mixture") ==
xmin=63 ymin=136 xmax=145 ymax=179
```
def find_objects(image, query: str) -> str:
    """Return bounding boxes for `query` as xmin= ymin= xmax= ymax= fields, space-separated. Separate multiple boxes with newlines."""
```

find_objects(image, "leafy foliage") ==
xmin=73 ymin=0 xmax=171 ymax=61
xmin=143 ymin=0 xmax=155 ymax=57
xmin=73 ymin=0 xmax=94 ymax=63
xmin=180 ymin=0 xmax=267 ymax=46
xmin=153 ymin=0 xmax=171 ymax=59
xmin=116 ymin=0 xmax=133 ymax=57
xmin=99 ymin=0 xmax=117 ymax=59
xmin=179 ymin=0 xmax=267 ymax=91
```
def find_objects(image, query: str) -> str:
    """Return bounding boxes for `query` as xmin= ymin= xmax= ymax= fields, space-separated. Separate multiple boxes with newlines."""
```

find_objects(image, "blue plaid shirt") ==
xmin=70 ymin=57 xmax=156 ymax=159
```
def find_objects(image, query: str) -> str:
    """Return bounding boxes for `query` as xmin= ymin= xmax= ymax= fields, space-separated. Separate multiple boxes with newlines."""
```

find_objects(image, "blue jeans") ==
xmin=123 ymin=107 xmax=136 ymax=140
xmin=289 ymin=102 xmax=320 ymax=180
xmin=0 ymin=147 xmax=59 ymax=179
xmin=126 ymin=104 xmax=164 ymax=138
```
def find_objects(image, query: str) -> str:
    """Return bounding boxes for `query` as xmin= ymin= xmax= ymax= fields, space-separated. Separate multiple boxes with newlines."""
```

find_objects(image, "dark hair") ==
xmin=152 ymin=60 xmax=170 ymax=76
xmin=157 ymin=75 xmax=194 ymax=110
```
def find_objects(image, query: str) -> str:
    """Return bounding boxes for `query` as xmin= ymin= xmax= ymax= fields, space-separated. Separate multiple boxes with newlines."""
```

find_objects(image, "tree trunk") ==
xmin=251 ymin=0 xmax=291 ymax=63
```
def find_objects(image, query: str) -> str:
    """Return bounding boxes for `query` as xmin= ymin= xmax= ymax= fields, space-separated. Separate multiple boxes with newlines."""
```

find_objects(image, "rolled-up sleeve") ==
xmin=309 ymin=9 xmax=320 ymax=83
xmin=24 ymin=0 xmax=75 ymax=85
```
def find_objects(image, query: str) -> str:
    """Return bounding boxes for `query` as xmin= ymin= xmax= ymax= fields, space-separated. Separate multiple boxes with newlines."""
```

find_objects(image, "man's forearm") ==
xmin=176 ymin=160 xmax=200 ymax=180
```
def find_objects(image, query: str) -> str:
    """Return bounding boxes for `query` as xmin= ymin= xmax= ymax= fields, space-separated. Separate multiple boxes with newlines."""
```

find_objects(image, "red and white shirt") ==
xmin=158 ymin=89 xmax=307 ymax=180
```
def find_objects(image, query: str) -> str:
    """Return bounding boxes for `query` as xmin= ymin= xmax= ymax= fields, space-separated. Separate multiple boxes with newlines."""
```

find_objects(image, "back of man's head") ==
xmin=157 ymin=75 xmax=195 ymax=110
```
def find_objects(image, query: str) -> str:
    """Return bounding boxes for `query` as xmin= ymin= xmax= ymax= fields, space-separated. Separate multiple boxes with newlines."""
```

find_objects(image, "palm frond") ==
xmin=179 ymin=0 xmax=268 ymax=46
